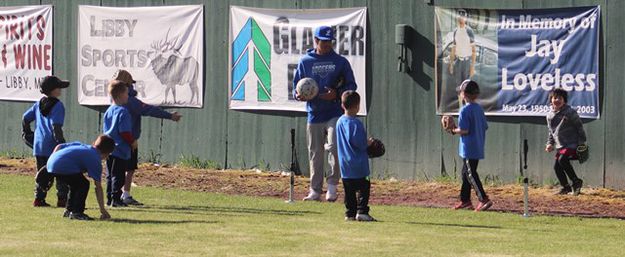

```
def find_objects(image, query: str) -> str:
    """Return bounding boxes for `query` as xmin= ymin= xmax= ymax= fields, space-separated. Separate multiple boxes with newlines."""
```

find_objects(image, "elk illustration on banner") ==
xmin=149 ymin=29 xmax=200 ymax=105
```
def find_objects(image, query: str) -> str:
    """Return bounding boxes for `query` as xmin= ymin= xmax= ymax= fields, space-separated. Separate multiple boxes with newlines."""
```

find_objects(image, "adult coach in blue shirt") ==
xmin=293 ymin=26 xmax=357 ymax=202
xmin=47 ymin=135 xmax=115 ymax=220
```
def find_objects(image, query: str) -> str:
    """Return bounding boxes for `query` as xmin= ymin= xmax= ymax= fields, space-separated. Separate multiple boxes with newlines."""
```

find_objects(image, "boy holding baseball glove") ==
xmin=103 ymin=80 xmax=137 ymax=207
xmin=22 ymin=76 xmax=70 ymax=207
xmin=443 ymin=80 xmax=492 ymax=212
xmin=546 ymin=88 xmax=587 ymax=196
xmin=336 ymin=90 xmax=376 ymax=221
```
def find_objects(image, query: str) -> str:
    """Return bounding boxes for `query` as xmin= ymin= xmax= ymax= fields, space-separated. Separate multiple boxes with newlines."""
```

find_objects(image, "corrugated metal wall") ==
xmin=1 ymin=0 xmax=623 ymax=188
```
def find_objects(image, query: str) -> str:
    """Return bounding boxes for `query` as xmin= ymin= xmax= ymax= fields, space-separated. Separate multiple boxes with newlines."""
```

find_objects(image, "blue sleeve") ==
xmin=128 ymin=97 xmax=172 ymax=119
xmin=50 ymin=102 xmax=65 ymax=125
xmin=22 ymin=104 xmax=36 ymax=123
xmin=293 ymin=61 xmax=304 ymax=98
xmin=118 ymin=110 xmax=133 ymax=133
xmin=85 ymin=154 xmax=102 ymax=182
xmin=458 ymin=108 xmax=470 ymax=131
xmin=349 ymin=120 xmax=368 ymax=151
xmin=484 ymin=116 xmax=489 ymax=130
xmin=340 ymin=59 xmax=357 ymax=94
xmin=467 ymin=27 xmax=475 ymax=44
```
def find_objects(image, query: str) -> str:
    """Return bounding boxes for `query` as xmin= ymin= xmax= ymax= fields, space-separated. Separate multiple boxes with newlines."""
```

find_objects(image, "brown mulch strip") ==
xmin=3 ymin=157 xmax=625 ymax=219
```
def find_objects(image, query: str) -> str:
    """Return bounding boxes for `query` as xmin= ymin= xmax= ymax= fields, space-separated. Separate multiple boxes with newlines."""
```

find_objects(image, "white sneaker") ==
xmin=326 ymin=184 xmax=338 ymax=202
xmin=303 ymin=190 xmax=321 ymax=201
xmin=356 ymin=213 xmax=377 ymax=222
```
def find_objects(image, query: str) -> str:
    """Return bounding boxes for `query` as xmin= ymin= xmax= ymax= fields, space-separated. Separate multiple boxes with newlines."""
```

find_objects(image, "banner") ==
xmin=229 ymin=6 xmax=367 ymax=115
xmin=78 ymin=5 xmax=203 ymax=107
xmin=0 ymin=5 xmax=52 ymax=102
xmin=435 ymin=6 xmax=600 ymax=119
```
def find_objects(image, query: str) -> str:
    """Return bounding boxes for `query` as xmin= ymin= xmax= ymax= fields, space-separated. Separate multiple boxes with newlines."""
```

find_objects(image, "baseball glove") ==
xmin=367 ymin=137 xmax=385 ymax=158
xmin=577 ymin=144 xmax=589 ymax=164
xmin=22 ymin=131 xmax=34 ymax=149
xmin=441 ymin=115 xmax=456 ymax=132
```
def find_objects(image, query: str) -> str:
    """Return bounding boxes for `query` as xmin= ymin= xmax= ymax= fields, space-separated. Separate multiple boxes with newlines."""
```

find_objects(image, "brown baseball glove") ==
xmin=441 ymin=115 xmax=456 ymax=132
xmin=367 ymin=137 xmax=385 ymax=158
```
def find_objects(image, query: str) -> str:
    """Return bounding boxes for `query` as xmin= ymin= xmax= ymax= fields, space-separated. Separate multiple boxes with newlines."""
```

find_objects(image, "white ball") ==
xmin=296 ymin=78 xmax=319 ymax=101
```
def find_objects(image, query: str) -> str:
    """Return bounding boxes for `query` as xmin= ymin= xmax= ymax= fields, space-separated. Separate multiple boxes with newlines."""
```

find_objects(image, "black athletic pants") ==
xmin=460 ymin=159 xmax=488 ymax=202
xmin=554 ymin=155 xmax=580 ymax=187
xmin=55 ymin=173 xmax=90 ymax=214
xmin=342 ymin=177 xmax=370 ymax=217
xmin=106 ymin=156 xmax=128 ymax=204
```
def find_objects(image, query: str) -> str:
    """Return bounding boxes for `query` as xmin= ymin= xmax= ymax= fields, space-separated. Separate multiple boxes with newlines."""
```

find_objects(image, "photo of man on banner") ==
xmin=449 ymin=10 xmax=476 ymax=89
xmin=436 ymin=8 xmax=499 ymax=114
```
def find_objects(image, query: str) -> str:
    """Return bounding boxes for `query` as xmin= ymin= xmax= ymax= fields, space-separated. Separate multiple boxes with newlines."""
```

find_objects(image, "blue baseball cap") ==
xmin=314 ymin=26 xmax=335 ymax=41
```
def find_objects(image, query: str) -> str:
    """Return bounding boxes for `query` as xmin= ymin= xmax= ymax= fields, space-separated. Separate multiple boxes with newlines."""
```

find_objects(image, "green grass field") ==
xmin=1 ymin=174 xmax=624 ymax=257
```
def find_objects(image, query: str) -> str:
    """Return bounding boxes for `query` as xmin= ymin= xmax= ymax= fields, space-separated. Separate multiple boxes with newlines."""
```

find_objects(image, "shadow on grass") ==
xmin=406 ymin=221 xmax=502 ymax=229
xmin=113 ymin=205 xmax=322 ymax=217
xmin=107 ymin=218 xmax=219 ymax=225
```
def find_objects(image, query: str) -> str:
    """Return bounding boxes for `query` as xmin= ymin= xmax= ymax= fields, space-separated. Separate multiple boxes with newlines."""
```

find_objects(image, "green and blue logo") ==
xmin=231 ymin=18 xmax=271 ymax=101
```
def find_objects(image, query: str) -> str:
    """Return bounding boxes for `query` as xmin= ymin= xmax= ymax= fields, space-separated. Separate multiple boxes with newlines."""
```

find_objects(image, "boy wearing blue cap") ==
xmin=47 ymin=135 xmax=115 ymax=220
xmin=22 ymin=75 xmax=70 ymax=207
xmin=103 ymin=80 xmax=137 ymax=207
xmin=293 ymin=25 xmax=357 ymax=202
xmin=449 ymin=80 xmax=492 ymax=212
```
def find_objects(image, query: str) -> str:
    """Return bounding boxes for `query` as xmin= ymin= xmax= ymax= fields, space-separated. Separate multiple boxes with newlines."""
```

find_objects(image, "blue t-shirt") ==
xmin=103 ymin=104 xmax=133 ymax=159
xmin=458 ymin=102 xmax=488 ymax=159
xmin=22 ymin=100 xmax=65 ymax=157
xmin=293 ymin=49 xmax=357 ymax=124
xmin=336 ymin=115 xmax=370 ymax=179
xmin=47 ymin=142 xmax=103 ymax=182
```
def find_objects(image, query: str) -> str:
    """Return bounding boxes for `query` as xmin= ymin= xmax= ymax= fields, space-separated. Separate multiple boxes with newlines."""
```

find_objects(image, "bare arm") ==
xmin=93 ymin=180 xmax=110 ymax=220
xmin=449 ymin=46 xmax=456 ymax=74
xmin=470 ymin=45 xmax=476 ymax=77
xmin=451 ymin=127 xmax=469 ymax=136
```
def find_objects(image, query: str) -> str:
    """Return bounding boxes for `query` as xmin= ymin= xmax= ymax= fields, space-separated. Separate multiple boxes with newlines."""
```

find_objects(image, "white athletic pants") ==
xmin=306 ymin=117 xmax=340 ymax=193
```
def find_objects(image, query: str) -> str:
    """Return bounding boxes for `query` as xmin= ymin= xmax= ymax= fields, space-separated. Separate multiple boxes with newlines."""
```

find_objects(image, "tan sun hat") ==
xmin=112 ymin=69 xmax=136 ymax=84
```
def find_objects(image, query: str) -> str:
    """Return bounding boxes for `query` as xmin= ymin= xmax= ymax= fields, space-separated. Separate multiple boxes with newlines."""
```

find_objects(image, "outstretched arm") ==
xmin=129 ymin=97 xmax=174 ymax=120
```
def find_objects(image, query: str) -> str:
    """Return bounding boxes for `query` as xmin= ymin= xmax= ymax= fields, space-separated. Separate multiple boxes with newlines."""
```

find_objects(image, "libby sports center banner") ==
xmin=229 ymin=6 xmax=367 ymax=115
xmin=0 ymin=5 xmax=52 ymax=102
xmin=436 ymin=6 xmax=600 ymax=119
xmin=78 ymin=5 xmax=203 ymax=107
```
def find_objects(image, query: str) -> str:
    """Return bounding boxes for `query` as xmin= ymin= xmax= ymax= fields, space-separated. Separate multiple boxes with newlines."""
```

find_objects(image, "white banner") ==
xmin=0 ymin=5 xmax=52 ymax=102
xmin=78 ymin=5 xmax=203 ymax=107
xmin=229 ymin=6 xmax=367 ymax=115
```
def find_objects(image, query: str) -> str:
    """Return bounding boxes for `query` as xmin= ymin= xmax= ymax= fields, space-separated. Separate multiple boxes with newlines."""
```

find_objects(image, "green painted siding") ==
xmin=1 ymin=0 xmax=623 ymax=188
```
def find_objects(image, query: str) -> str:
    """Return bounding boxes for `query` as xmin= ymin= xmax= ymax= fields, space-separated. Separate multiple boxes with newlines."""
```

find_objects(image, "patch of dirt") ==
xmin=3 ymin=157 xmax=625 ymax=219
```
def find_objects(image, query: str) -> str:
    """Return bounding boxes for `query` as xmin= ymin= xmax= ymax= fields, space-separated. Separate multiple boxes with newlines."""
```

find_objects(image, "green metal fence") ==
xmin=1 ymin=0 xmax=623 ymax=188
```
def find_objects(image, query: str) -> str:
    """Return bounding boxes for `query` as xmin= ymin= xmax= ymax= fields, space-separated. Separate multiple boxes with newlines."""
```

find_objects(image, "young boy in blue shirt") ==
xmin=47 ymin=135 xmax=115 ymax=220
xmin=113 ymin=70 xmax=182 ymax=205
xmin=449 ymin=80 xmax=493 ymax=212
xmin=22 ymin=76 xmax=70 ymax=207
xmin=103 ymin=80 xmax=137 ymax=207
xmin=336 ymin=90 xmax=375 ymax=221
